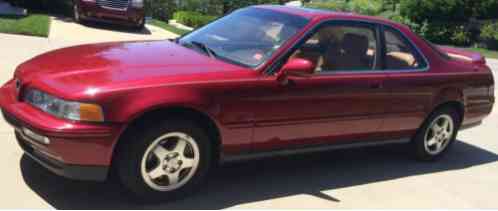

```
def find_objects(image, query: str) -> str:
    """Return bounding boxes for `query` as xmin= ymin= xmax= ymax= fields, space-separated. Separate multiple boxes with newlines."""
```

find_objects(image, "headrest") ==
xmin=342 ymin=33 xmax=369 ymax=56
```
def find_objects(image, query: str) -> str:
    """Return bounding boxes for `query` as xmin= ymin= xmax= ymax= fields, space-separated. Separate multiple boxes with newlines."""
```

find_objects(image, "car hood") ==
xmin=15 ymin=40 xmax=252 ymax=99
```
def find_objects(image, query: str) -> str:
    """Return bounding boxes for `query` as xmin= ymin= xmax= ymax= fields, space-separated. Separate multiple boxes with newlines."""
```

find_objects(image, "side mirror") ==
xmin=280 ymin=58 xmax=315 ymax=77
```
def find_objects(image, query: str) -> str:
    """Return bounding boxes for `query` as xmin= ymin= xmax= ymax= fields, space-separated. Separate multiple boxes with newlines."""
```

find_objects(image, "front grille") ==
xmin=96 ymin=0 xmax=129 ymax=10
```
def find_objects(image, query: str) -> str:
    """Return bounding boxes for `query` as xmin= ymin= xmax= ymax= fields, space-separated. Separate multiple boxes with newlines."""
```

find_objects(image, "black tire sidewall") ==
xmin=133 ymin=17 xmax=146 ymax=30
xmin=413 ymin=107 xmax=461 ymax=161
xmin=116 ymin=119 xmax=212 ymax=201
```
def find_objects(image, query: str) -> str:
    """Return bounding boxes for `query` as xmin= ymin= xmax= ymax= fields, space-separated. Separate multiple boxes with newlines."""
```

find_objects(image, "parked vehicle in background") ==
xmin=73 ymin=0 xmax=145 ymax=29
xmin=0 ymin=6 xmax=494 ymax=201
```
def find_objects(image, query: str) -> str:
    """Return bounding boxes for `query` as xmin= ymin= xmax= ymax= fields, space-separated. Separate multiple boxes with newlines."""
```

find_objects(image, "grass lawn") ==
xmin=466 ymin=47 xmax=498 ymax=60
xmin=0 ymin=14 xmax=50 ymax=37
xmin=149 ymin=19 xmax=191 ymax=36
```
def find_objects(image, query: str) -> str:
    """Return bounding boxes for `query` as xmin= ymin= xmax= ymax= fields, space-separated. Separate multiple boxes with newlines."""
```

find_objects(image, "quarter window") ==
xmin=383 ymin=27 xmax=426 ymax=70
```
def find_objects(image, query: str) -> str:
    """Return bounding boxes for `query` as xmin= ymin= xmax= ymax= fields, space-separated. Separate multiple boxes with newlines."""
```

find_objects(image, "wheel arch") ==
xmin=430 ymin=87 xmax=465 ymax=123
xmin=110 ymin=106 xmax=223 ymax=172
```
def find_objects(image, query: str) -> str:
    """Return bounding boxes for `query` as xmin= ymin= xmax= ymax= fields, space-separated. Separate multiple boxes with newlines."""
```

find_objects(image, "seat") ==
xmin=323 ymin=33 xmax=372 ymax=71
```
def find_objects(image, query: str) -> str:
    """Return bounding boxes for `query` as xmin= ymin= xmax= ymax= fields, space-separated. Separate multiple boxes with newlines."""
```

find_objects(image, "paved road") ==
xmin=0 ymin=28 xmax=497 ymax=208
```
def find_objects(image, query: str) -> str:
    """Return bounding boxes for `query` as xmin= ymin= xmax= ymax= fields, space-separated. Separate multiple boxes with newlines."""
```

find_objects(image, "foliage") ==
xmin=4 ymin=0 xmax=72 ymax=16
xmin=481 ymin=22 xmax=498 ymax=41
xmin=480 ymin=22 xmax=498 ymax=50
xmin=213 ymin=0 xmax=287 ymax=15
xmin=449 ymin=25 xmax=471 ymax=46
xmin=305 ymin=1 xmax=348 ymax=12
xmin=0 ymin=14 xmax=50 ymax=37
xmin=145 ymin=0 xmax=177 ymax=21
xmin=305 ymin=0 xmax=382 ymax=16
xmin=173 ymin=11 xmax=218 ymax=28
xmin=399 ymin=0 xmax=498 ymax=23
xmin=346 ymin=0 xmax=383 ymax=16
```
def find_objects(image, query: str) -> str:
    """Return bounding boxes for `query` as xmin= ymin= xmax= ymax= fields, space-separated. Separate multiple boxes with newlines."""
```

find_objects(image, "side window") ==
xmin=290 ymin=23 xmax=378 ymax=73
xmin=383 ymin=27 xmax=426 ymax=70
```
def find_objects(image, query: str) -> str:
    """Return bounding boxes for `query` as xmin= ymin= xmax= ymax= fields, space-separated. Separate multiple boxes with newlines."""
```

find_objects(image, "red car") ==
xmin=73 ymin=0 xmax=145 ymax=29
xmin=0 ymin=6 xmax=494 ymax=200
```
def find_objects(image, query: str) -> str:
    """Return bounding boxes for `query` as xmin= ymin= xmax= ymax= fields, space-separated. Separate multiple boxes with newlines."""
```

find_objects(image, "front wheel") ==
xmin=115 ymin=119 xmax=212 ymax=201
xmin=412 ymin=107 xmax=461 ymax=161
xmin=133 ymin=17 xmax=145 ymax=31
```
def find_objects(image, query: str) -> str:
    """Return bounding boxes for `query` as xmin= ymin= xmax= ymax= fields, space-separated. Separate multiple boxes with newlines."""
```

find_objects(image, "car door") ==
xmin=377 ymin=25 xmax=434 ymax=139
xmin=252 ymin=21 xmax=392 ymax=151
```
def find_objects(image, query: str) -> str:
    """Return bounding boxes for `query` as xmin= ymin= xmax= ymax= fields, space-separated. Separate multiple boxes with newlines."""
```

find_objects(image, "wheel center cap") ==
xmin=163 ymin=155 xmax=181 ymax=171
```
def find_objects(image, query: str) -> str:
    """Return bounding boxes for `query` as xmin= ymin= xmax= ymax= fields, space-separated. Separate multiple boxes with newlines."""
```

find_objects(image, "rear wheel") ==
xmin=115 ymin=119 xmax=212 ymax=201
xmin=412 ymin=107 xmax=461 ymax=161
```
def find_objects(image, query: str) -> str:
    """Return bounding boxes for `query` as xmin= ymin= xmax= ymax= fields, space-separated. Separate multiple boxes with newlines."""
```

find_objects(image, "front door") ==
xmin=252 ymin=21 xmax=391 ymax=151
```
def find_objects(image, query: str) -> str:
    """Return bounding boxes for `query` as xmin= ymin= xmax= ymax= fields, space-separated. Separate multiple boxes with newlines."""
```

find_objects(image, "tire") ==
xmin=412 ymin=106 xmax=461 ymax=161
xmin=115 ymin=119 xmax=212 ymax=202
xmin=133 ymin=18 xmax=145 ymax=31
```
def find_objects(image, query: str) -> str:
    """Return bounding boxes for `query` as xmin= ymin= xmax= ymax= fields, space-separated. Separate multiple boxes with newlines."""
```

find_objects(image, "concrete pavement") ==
xmin=49 ymin=17 xmax=177 ymax=45
xmin=0 ymin=25 xmax=497 ymax=208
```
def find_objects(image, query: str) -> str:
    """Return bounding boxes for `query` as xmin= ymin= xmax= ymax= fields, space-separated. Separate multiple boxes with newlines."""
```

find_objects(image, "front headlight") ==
xmin=131 ymin=0 xmax=144 ymax=8
xmin=24 ymin=89 xmax=104 ymax=122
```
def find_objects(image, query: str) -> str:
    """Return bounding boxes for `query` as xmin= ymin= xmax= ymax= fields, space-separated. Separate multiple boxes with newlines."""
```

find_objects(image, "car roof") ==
xmin=253 ymin=5 xmax=408 ymax=30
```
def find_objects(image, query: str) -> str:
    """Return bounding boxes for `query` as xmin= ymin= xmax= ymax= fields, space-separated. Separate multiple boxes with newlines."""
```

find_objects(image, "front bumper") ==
xmin=77 ymin=1 xmax=144 ymax=26
xmin=0 ymin=80 xmax=124 ymax=181
xmin=15 ymin=130 xmax=109 ymax=181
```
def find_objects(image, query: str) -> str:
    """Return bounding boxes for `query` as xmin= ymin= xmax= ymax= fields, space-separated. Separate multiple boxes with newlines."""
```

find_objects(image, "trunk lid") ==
xmin=437 ymin=45 xmax=487 ymax=65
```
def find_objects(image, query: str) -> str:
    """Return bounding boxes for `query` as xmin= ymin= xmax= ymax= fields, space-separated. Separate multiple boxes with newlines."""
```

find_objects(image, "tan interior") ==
xmin=322 ymin=33 xmax=373 ymax=71
xmin=386 ymin=51 xmax=417 ymax=69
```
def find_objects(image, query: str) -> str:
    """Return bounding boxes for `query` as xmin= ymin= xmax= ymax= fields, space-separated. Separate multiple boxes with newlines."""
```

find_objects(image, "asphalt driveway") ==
xmin=0 ymin=27 xmax=497 ymax=208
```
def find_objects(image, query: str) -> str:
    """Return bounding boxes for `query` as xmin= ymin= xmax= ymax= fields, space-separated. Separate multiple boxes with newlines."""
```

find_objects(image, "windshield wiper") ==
xmin=190 ymin=41 xmax=217 ymax=58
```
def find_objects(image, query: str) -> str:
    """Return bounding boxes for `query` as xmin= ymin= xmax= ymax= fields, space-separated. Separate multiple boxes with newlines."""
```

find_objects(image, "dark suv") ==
xmin=73 ymin=0 xmax=145 ymax=29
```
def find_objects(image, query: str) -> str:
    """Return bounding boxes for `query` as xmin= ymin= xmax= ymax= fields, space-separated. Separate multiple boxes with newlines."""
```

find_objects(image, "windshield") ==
xmin=179 ymin=7 xmax=309 ymax=68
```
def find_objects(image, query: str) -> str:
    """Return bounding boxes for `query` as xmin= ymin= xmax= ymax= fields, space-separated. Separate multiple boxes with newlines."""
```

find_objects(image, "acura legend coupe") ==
xmin=0 ymin=5 xmax=494 ymax=200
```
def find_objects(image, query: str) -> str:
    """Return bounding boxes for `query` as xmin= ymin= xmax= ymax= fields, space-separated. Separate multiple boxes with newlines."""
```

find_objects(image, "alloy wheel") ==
xmin=423 ymin=114 xmax=454 ymax=155
xmin=140 ymin=132 xmax=200 ymax=191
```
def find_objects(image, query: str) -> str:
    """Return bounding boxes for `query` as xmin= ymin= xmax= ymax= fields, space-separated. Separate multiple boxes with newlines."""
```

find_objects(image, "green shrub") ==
xmin=415 ymin=22 xmax=471 ymax=46
xmin=399 ymin=0 xmax=498 ymax=23
xmin=305 ymin=1 xmax=349 ymax=12
xmin=305 ymin=0 xmax=382 ymax=16
xmin=346 ymin=0 xmax=383 ymax=16
xmin=450 ymin=25 xmax=472 ymax=46
xmin=4 ymin=0 xmax=72 ymax=16
xmin=481 ymin=22 xmax=498 ymax=41
xmin=173 ymin=11 xmax=217 ymax=28
xmin=480 ymin=22 xmax=498 ymax=50
xmin=145 ymin=0 xmax=177 ymax=21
